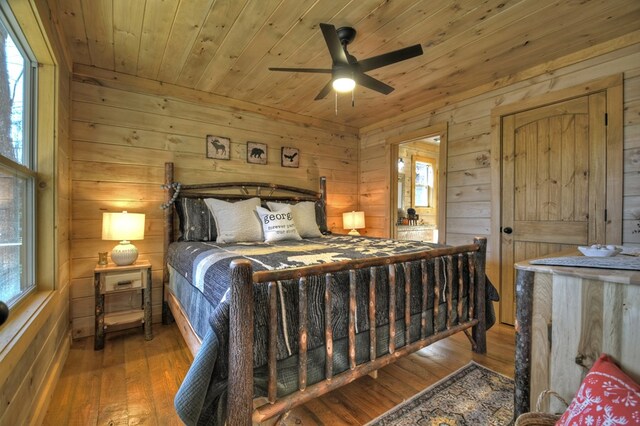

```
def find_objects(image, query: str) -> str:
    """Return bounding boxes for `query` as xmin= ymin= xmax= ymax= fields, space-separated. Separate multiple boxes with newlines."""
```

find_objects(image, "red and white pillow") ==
xmin=556 ymin=354 xmax=640 ymax=426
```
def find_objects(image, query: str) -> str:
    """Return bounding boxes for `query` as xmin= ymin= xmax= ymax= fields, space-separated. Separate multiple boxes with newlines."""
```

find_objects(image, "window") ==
xmin=0 ymin=8 xmax=36 ymax=308
xmin=412 ymin=156 xmax=435 ymax=208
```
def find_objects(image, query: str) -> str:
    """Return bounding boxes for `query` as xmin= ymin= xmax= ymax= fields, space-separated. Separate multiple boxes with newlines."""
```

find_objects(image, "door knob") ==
xmin=503 ymin=227 xmax=513 ymax=234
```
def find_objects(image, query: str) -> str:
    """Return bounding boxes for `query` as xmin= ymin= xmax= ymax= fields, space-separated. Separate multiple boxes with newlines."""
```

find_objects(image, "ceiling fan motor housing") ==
xmin=336 ymin=26 xmax=357 ymax=46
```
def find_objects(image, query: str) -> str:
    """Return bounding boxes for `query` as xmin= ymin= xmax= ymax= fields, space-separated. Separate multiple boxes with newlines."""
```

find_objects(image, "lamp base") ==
xmin=347 ymin=229 xmax=361 ymax=236
xmin=110 ymin=241 xmax=139 ymax=266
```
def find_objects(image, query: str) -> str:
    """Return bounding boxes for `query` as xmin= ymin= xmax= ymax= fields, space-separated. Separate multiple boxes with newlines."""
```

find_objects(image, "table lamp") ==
xmin=343 ymin=211 xmax=365 ymax=236
xmin=102 ymin=211 xmax=145 ymax=266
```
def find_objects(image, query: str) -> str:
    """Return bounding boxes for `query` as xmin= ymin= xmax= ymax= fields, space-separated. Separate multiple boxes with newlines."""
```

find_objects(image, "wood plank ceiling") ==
xmin=55 ymin=0 xmax=640 ymax=129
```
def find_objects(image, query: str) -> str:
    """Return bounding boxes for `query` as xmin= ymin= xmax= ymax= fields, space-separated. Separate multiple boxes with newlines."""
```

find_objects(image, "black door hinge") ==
xmin=605 ymin=113 xmax=608 ymax=126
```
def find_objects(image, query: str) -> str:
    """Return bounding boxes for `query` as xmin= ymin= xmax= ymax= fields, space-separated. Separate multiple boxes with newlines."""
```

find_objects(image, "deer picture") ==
xmin=209 ymin=138 xmax=226 ymax=155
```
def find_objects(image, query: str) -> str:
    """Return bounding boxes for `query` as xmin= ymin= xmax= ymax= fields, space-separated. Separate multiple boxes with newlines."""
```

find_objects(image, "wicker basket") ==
xmin=514 ymin=390 xmax=569 ymax=426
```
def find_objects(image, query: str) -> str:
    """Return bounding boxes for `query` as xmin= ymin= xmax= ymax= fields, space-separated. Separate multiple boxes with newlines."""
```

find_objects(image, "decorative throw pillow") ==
xmin=555 ymin=353 xmax=640 ymax=426
xmin=267 ymin=201 xmax=322 ymax=238
xmin=256 ymin=205 xmax=301 ymax=242
xmin=204 ymin=197 xmax=263 ymax=243
xmin=174 ymin=198 xmax=216 ymax=241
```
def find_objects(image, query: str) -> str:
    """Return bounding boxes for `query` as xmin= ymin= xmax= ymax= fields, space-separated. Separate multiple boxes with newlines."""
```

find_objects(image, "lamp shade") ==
xmin=102 ymin=211 xmax=145 ymax=266
xmin=343 ymin=211 xmax=365 ymax=235
xmin=102 ymin=211 xmax=145 ymax=241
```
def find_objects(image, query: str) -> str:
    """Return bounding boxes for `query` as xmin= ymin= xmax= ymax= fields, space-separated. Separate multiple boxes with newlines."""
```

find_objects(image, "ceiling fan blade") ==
xmin=268 ymin=67 xmax=332 ymax=73
xmin=355 ymin=72 xmax=394 ymax=95
xmin=319 ymin=23 xmax=348 ymax=65
xmin=314 ymin=80 xmax=333 ymax=100
xmin=358 ymin=44 xmax=423 ymax=72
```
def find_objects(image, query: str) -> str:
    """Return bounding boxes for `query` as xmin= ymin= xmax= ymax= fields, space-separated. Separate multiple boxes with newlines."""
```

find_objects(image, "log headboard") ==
xmin=160 ymin=162 xmax=329 ymax=318
xmin=161 ymin=162 xmax=329 ymax=239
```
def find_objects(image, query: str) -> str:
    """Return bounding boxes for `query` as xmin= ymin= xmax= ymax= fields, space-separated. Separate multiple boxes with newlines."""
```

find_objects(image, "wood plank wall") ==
xmin=0 ymin=0 xmax=72 ymax=424
xmin=69 ymin=70 xmax=359 ymax=338
xmin=359 ymin=42 xmax=640 ymax=298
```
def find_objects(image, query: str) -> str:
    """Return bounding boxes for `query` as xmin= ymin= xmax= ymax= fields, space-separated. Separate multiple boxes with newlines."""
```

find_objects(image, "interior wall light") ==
xmin=398 ymin=158 xmax=405 ymax=172
xmin=102 ymin=211 xmax=145 ymax=266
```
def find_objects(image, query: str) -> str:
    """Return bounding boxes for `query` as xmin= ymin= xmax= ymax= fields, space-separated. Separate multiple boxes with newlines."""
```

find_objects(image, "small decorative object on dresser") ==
xmin=94 ymin=261 xmax=152 ymax=350
xmin=281 ymin=147 xmax=299 ymax=168
xmin=206 ymin=135 xmax=230 ymax=160
xmin=247 ymin=141 xmax=267 ymax=164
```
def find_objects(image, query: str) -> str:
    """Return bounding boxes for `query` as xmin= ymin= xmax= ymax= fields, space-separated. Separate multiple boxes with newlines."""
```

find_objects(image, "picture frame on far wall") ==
xmin=247 ymin=142 xmax=267 ymax=165
xmin=206 ymin=135 xmax=230 ymax=160
xmin=281 ymin=147 xmax=299 ymax=168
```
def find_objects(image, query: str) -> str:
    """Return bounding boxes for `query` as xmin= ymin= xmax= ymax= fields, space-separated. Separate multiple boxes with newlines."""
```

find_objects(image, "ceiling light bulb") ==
xmin=332 ymin=77 xmax=355 ymax=93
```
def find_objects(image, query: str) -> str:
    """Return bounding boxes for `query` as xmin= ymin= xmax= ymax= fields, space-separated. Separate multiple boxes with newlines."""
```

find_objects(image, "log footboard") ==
xmin=227 ymin=237 xmax=488 ymax=425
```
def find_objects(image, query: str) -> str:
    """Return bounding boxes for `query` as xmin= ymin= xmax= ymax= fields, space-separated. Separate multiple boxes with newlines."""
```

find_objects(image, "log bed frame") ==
xmin=161 ymin=162 xmax=488 ymax=425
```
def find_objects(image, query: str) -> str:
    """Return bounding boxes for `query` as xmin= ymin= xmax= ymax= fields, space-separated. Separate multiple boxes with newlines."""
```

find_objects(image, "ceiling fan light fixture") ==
xmin=268 ymin=23 xmax=423 ymax=100
xmin=332 ymin=77 xmax=355 ymax=93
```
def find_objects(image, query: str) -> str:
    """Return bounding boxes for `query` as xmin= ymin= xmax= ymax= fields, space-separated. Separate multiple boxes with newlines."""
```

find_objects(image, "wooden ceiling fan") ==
xmin=269 ymin=23 xmax=424 ymax=100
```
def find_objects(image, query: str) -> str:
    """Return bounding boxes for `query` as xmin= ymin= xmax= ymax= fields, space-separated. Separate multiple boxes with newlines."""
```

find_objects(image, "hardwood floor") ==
xmin=44 ymin=325 xmax=192 ymax=426
xmin=44 ymin=323 xmax=514 ymax=425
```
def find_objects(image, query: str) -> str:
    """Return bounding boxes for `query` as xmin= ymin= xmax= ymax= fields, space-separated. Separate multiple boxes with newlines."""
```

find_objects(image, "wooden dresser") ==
xmin=513 ymin=256 xmax=640 ymax=417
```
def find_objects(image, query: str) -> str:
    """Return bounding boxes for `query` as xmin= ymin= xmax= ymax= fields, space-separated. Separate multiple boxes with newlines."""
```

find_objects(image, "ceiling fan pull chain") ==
xmin=352 ymin=90 xmax=355 ymax=107
xmin=335 ymin=91 xmax=338 ymax=115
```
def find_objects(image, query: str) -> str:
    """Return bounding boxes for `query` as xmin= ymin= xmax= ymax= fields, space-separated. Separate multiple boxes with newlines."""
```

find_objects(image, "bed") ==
xmin=160 ymin=162 xmax=493 ymax=426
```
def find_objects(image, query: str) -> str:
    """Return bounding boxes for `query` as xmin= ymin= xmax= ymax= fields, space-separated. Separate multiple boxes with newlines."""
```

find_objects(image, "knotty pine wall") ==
xmin=359 ymin=42 xmax=640 ymax=306
xmin=69 ymin=70 xmax=359 ymax=338
xmin=0 ymin=0 xmax=72 ymax=424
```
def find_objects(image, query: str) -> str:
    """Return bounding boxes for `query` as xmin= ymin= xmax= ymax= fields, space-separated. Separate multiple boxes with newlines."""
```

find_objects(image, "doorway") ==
xmin=389 ymin=123 xmax=448 ymax=242
xmin=493 ymin=76 xmax=623 ymax=325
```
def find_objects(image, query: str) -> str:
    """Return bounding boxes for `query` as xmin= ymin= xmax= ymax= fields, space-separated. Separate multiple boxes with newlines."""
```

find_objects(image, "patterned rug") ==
xmin=366 ymin=362 xmax=514 ymax=426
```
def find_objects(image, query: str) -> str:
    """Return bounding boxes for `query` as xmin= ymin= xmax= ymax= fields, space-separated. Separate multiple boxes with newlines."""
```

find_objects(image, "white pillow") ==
xmin=255 ymin=205 xmax=301 ymax=242
xmin=267 ymin=201 xmax=322 ymax=238
xmin=204 ymin=197 xmax=263 ymax=243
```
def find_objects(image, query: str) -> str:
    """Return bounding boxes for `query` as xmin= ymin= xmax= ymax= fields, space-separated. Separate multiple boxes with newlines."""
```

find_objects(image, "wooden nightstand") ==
xmin=94 ymin=260 xmax=152 ymax=350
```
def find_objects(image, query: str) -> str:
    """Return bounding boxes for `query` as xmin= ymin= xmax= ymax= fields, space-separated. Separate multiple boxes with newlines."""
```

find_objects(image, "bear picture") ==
xmin=247 ymin=142 xmax=267 ymax=165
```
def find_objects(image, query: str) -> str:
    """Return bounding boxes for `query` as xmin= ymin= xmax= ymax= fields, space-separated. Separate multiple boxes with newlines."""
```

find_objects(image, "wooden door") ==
xmin=500 ymin=93 xmax=607 ymax=325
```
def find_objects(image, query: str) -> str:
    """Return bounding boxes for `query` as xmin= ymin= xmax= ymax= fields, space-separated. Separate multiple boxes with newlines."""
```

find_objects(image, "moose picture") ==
xmin=281 ymin=147 xmax=300 ymax=168
xmin=206 ymin=135 xmax=230 ymax=160
xmin=247 ymin=142 xmax=267 ymax=165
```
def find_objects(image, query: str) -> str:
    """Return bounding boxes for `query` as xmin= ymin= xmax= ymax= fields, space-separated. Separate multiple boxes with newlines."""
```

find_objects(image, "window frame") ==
xmin=0 ymin=2 xmax=38 ymax=309
xmin=411 ymin=154 xmax=437 ymax=209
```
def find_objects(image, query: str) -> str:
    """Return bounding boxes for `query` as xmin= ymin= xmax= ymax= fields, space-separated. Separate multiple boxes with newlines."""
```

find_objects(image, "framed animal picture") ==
xmin=206 ymin=135 xmax=230 ymax=160
xmin=281 ymin=147 xmax=299 ymax=168
xmin=247 ymin=142 xmax=267 ymax=165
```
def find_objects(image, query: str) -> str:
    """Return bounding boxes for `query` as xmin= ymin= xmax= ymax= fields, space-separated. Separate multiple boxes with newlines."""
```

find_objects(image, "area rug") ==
xmin=366 ymin=362 xmax=514 ymax=425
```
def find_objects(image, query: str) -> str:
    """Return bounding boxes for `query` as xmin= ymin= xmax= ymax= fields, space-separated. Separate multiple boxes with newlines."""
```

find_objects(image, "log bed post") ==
xmin=472 ymin=237 xmax=487 ymax=354
xmin=318 ymin=177 xmax=328 ymax=233
xmin=162 ymin=162 xmax=174 ymax=324
xmin=228 ymin=260 xmax=254 ymax=426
